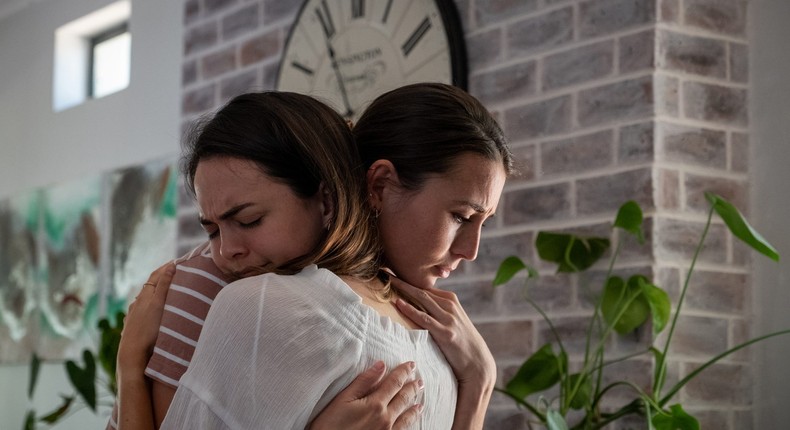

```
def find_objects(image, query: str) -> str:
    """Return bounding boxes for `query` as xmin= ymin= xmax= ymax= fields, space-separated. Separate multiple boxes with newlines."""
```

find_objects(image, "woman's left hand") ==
xmin=392 ymin=278 xmax=496 ymax=388
xmin=117 ymin=263 xmax=176 ymax=377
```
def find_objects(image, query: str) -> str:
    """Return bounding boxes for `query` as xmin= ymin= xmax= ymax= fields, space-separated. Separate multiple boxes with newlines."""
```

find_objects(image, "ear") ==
xmin=317 ymin=182 xmax=335 ymax=230
xmin=366 ymin=160 xmax=401 ymax=211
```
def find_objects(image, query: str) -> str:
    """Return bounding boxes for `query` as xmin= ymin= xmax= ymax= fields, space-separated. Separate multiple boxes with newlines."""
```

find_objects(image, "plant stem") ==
xmin=659 ymin=328 xmax=790 ymax=406
xmin=655 ymin=206 xmax=715 ymax=397
xmin=494 ymin=388 xmax=546 ymax=421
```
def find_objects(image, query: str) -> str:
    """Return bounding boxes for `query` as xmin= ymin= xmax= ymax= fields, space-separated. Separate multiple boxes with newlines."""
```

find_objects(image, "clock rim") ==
xmin=274 ymin=0 xmax=469 ymax=91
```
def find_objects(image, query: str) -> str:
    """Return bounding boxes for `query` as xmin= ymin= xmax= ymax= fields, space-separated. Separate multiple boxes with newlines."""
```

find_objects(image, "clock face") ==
xmin=276 ymin=0 xmax=466 ymax=120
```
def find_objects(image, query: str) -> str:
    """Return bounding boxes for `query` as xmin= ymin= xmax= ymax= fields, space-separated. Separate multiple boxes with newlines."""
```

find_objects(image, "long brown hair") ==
xmin=182 ymin=91 xmax=381 ymax=280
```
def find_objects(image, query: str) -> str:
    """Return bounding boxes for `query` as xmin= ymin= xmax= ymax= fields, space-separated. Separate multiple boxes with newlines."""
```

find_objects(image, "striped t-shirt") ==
xmin=107 ymin=241 xmax=231 ymax=429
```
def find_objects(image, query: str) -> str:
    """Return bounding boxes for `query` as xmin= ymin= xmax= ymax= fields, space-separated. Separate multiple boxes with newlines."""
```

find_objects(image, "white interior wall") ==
xmin=751 ymin=0 xmax=790 ymax=427
xmin=0 ymin=0 xmax=181 ymax=427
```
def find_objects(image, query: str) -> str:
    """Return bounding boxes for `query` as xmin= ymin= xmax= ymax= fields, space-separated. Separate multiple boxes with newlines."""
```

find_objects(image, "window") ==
xmin=89 ymin=23 xmax=131 ymax=99
xmin=53 ymin=0 xmax=131 ymax=111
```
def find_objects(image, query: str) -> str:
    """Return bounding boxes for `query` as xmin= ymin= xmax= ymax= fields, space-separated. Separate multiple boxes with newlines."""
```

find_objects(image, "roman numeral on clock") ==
xmin=352 ymin=0 xmax=364 ymax=19
xmin=316 ymin=1 xmax=335 ymax=38
xmin=402 ymin=17 xmax=432 ymax=56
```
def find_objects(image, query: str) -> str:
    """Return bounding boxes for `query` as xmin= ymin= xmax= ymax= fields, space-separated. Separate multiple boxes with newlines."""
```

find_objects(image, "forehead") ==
xmin=420 ymin=153 xmax=507 ymax=211
xmin=193 ymin=157 xmax=277 ymax=213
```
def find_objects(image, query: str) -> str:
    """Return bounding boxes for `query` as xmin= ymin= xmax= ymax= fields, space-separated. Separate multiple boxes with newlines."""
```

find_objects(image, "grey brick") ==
xmin=657 ymin=30 xmax=727 ymax=78
xmin=688 ymin=410 xmax=730 ymax=429
xmin=657 ymin=168 xmax=680 ymax=210
xmin=467 ymin=28 xmax=502 ymax=72
xmin=500 ymin=273 xmax=575 ymax=316
xmin=201 ymin=46 xmax=237 ymax=79
xmin=543 ymin=41 xmax=614 ymax=90
xmin=182 ymin=84 xmax=216 ymax=114
xmin=184 ymin=21 xmax=219 ymax=56
xmin=470 ymin=61 xmax=537 ymax=105
xmin=204 ymin=0 xmax=238 ymax=16
xmin=685 ymin=0 xmax=747 ymax=37
xmin=619 ymin=122 xmax=654 ymax=164
xmin=684 ymin=362 xmax=752 ymax=405
xmin=541 ymin=130 xmax=614 ymax=175
xmin=183 ymin=60 xmax=198 ymax=87
xmin=660 ymin=0 xmax=680 ymax=22
xmin=671 ymin=315 xmax=729 ymax=356
xmin=684 ymin=173 xmax=747 ymax=214
xmin=440 ymin=280 xmax=498 ymax=318
xmin=474 ymin=0 xmax=539 ymax=27
xmin=477 ymin=320 xmax=533 ymax=360
xmin=655 ymin=74 xmax=679 ymax=117
xmin=654 ymin=217 xmax=727 ymax=264
xmin=506 ymin=7 xmax=573 ymax=59
xmin=662 ymin=123 xmax=726 ymax=168
xmin=240 ymin=30 xmax=281 ymax=66
xmin=503 ymin=182 xmax=572 ymax=225
xmin=576 ymin=168 xmax=653 ymax=215
xmin=729 ymin=42 xmax=748 ymax=83
xmin=222 ymin=4 xmax=259 ymax=41
xmin=537 ymin=317 xmax=591 ymax=354
xmin=220 ymin=69 xmax=260 ymax=101
xmin=184 ymin=0 xmax=200 ymax=25
xmin=504 ymin=95 xmax=572 ymax=140
xmin=474 ymin=232 xmax=534 ymax=274
xmin=683 ymin=81 xmax=747 ymax=126
xmin=619 ymin=30 xmax=655 ymax=74
xmin=730 ymin=132 xmax=748 ymax=173
xmin=578 ymin=76 xmax=653 ymax=127
xmin=685 ymin=270 xmax=747 ymax=314
xmin=579 ymin=0 xmax=656 ymax=38
xmin=263 ymin=0 xmax=300 ymax=25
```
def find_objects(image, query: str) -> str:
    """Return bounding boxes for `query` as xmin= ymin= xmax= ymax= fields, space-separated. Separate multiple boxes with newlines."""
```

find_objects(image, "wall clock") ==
xmin=276 ymin=0 xmax=467 ymax=120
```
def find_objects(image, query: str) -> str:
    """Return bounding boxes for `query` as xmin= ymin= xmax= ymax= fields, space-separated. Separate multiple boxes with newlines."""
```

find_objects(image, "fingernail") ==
xmin=408 ymin=361 xmax=416 ymax=372
xmin=417 ymin=379 xmax=424 ymax=390
xmin=372 ymin=361 xmax=385 ymax=372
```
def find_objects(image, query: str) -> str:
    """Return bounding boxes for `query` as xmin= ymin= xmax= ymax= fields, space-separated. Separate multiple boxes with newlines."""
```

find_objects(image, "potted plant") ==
xmin=493 ymin=192 xmax=785 ymax=429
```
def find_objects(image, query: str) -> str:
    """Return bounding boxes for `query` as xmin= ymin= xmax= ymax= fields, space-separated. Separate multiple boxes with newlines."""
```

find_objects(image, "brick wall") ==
xmin=176 ymin=0 xmax=751 ymax=428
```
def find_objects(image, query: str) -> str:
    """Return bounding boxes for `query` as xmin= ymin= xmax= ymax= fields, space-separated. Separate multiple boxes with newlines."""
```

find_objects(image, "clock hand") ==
xmin=323 ymin=37 xmax=354 ymax=119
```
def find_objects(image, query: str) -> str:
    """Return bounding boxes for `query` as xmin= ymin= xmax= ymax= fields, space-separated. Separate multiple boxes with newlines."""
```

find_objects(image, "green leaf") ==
xmin=614 ymin=200 xmax=644 ymax=244
xmin=652 ymin=404 xmax=700 ymax=430
xmin=547 ymin=410 xmax=569 ymax=430
xmin=493 ymin=256 xmax=536 ymax=287
xmin=97 ymin=311 xmax=125 ymax=395
xmin=641 ymin=281 xmax=671 ymax=334
xmin=505 ymin=344 xmax=562 ymax=399
xmin=28 ymin=353 xmax=40 ymax=399
xmin=23 ymin=410 xmax=35 ymax=430
xmin=38 ymin=395 xmax=75 ymax=424
xmin=706 ymin=192 xmax=779 ymax=262
xmin=536 ymin=232 xmax=609 ymax=273
xmin=601 ymin=276 xmax=651 ymax=334
xmin=65 ymin=350 xmax=96 ymax=411
xmin=568 ymin=373 xmax=592 ymax=409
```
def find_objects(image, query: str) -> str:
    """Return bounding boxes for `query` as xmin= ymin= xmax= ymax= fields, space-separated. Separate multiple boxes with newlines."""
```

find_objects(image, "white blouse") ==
xmin=161 ymin=265 xmax=457 ymax=429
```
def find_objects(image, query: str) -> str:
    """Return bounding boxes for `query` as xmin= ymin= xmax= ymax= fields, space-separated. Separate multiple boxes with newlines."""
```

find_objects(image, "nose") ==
xmin=218 ymin=229 xmax=248 ymax=261
xmin=452 ymin=225 xmax=481 ymax=261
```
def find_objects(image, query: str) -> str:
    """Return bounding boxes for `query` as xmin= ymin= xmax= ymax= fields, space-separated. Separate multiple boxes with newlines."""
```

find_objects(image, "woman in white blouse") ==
xmin=119 ymin=84 xmax=513 ymax=429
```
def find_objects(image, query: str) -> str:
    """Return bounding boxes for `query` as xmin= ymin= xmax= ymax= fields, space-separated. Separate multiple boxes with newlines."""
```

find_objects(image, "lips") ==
xmin=434 ymin=265 xmax=455 ymax=279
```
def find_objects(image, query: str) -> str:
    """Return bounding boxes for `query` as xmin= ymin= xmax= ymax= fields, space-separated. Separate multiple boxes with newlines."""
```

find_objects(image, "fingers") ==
xmin=387 ymin=376 xmax=423 ymax=418
xmin=154 ymin=264 xmax=176 ymax=301
xmin=391 ymin=278 xmax=447 ymax=317
xmin=367 ymin=361 xmax=416 ymax=406
xmin=340 ymin=361 xmax=387 ymax=400
xmin=392 ymin=404 xmax=423 ymax=430
xmin=395 ymin=298 xmax=438 ymax=331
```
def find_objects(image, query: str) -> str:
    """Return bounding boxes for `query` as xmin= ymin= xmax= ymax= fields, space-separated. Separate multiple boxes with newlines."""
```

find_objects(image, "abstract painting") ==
xmin=0 ymin=157 xmax=179 ymax=363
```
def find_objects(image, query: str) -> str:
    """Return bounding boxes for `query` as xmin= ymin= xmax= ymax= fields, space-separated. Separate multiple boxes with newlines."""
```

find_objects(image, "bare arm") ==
xmin=151 ymin=381 xmax=176 ymax=428
xmin=116 ymin=264 xmax=175 ymax=430
xmin=394 ymin=278 xmax=497 ymax=430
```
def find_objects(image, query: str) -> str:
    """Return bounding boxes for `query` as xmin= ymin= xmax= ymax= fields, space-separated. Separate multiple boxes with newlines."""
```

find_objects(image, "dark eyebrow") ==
xmin=455 ymin=200 xmax=486 ymax=214
xmin=199 ymin=203 xmax=255 ymax=225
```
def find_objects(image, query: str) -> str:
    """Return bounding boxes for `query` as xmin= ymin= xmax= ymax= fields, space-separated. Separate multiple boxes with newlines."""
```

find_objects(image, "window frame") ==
xmin=87 ymin=22 xmax=130 ymax=99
